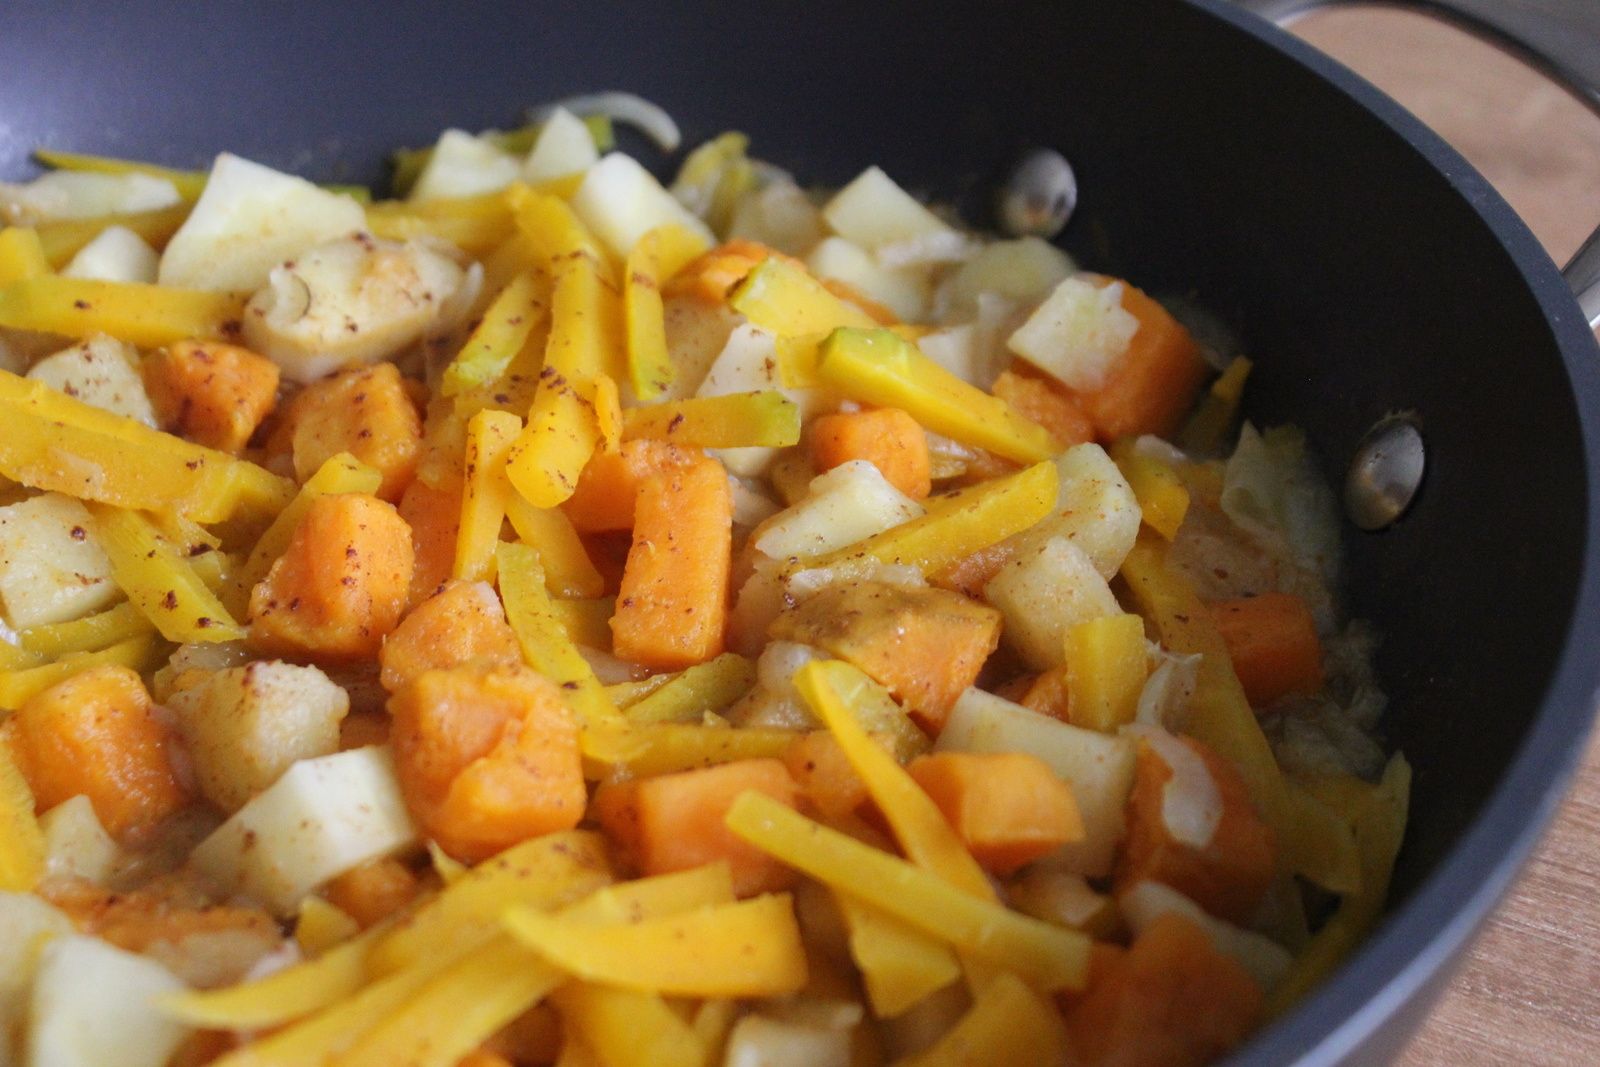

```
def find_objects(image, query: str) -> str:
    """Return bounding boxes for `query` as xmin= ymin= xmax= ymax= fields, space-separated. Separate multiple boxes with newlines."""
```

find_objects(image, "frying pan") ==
xmin=3 ymin=1 xmax=1599 ymax=1063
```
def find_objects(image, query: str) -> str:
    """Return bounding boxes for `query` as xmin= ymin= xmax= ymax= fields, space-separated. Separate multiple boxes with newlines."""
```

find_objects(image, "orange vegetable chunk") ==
xmin=12 ymin=665 xmax=185 ymax=839
xmin=561 ymin=438 xmax=701 ymax=533
xmin=279 ymin=362 xmax=423 ymax=501
xmin=324 ymin=857 xmax=421 ymax=928
xmin=1066 ymin=913 xmax=1262 ymax=1067
xmin=1206 ymin=592 xmax=1324 ymax=707
xmin=593 ymin=758 xmax=798 ymax=897
xmin=388 ymin=662 xmax=585 ymax=863
xmin=1117 ymin=735 xmax=1276 ymax=925
xmin=908 ymin=751 xmax=1083 ymax=874
xmin=1074 ymin=283 xmax=1208 ymax=441
xmin=248 ymin=493 xmax=415 ymax=663
xmin=664 ymin=239 xmax=795 ymax=305
xmin=609 ymin=456 xmax=732 ymax=670
xmin=144 ymin=339 xmax=281 ymax=453
xmin=398 ymin=475 xmax=463 ymax=609
xmin=781 ymin=731 xmax=869 ymax=820
xmin=991 ymin=367 xmax=1095 ymax=450
xmin=379 ymin=579 xmax=522 ymax=692
xmin=1019 ymin=666 xmax=1074 ymax=724
xmin=809 ymin=407 xmax=932 ymax=500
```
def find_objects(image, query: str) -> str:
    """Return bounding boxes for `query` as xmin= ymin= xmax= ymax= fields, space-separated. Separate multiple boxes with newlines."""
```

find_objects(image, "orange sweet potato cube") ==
xmin=144 ymin=340 xmax=281 ymax=453
xmin=909 ymin=752 xmax=1083 ymax=874
xmin=397 ymin=475 xmax=462 ymax=610
xmin=1206 ymin=592 xmax=1324 ymax=707
xmin=809 ymin=407 xmax=932 ymax=500
xmin=280 ymin=362 xmax=423 ymax=501
xmin=991 ymin=367 xmax=1095 ymax=450
xmin=324 ymin=857 xmax=421 ymax=928
xmin=782 ymin=731 xmax=869 ymax=821
xmin=379 ymin=579 xmax=522 ymax=692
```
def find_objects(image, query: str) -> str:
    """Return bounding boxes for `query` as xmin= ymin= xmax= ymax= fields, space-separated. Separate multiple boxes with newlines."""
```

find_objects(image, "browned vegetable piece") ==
xmin=143 ymin=340 xmax=281 ymax=453
xmin=275 ymin=362 xmax=423 ymax=501
xmin=378 ymin=579 xmax=522 ymax=692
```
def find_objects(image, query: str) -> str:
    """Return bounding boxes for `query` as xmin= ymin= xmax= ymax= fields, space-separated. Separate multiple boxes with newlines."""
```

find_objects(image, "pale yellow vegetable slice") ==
xmin=0 ymin=276 xmax=246 ymax=348
xmin=552 ymin=983 xmax=704 ymax=1067
xmin=453 ymin=409 xmax=521 ymax=583
xmin=295 ymin=896 xmax=362 ymax=956
xmin=441 ymin=270 xmax=545 ymax=397
xmin=579 ymin=723 xmax=797 ymax=778
xmin=33 ymin=206 xmax=191 ymax=269
xmin=1284 ymin=778 xmax=1364 ymax=898
xmin=505 ymin=893 xmax=808 ymax=998
xmin=728 ymin=256 xmax=876 ymax=336
xmin=233 ymin=452 xmax=382 ymax=598
xmin=725 ymin=793 xmax=1089 ymax=991
xmin=0 ymin=632 xmax=159 ymax=710
xmin=623 ymin=652 xmax=755 ymax=725
xmin=625 ymin=223 xmax=709 ymax=400
xmin=0 ymin=226 xmax=51 ymax=285
xmin=896 ymin=971 xmax=1070 ymax=1067
xmin=0 ymin=744 xmax=45 ymax=891
xmin=87 ymin=503 xmax=245 ymax=642
xmin=548 ymin=597 xmax=614 ymax=651
xmin=621 ymin=391 xmax=801 ymax=449
xmin=503 ymin=494 xmax=605 ymax=598
xmin=835 ymin=893 xmax=961 ymax=1018
xmin=559 ymin=861 xmax=736 ymax=924
xmin=1062 ymin=613 xmax=1149 ymax=733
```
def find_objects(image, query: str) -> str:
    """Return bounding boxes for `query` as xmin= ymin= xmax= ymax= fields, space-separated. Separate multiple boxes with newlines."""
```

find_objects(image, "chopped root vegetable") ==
xmin=1072 ymin=283 xmax=1209 ymax=442
xmin=908 ymin=752 xmax=1084 ymax=874
xmin=1118 ymin=733 xmax=1276 ymax=926
xmin=274 ymin=361 xmax=424 ymax=502
xmin=593 ymin=757 xmax=799 ymax=897
xmin=990 ymin=367 xmax=1095 ymax=449
xmin=388 ymin=662 xmax=586 ymax=863
xmin=398 ymin=475 xmax=463 ymax=609
xmin=11 ymin=664 xmax=185 ymax=839
xmin=809 ymin=407 xmax=932 ymax=500
xmin=378 ymin=579 xmax=521 ymax=692
xmin=1066 ymin=913 xmax=1262 ymax=1067
xmin=143 ymin=340 xmax=281 ymax=454
xmin=323 ymin=857 xmax=421 ymax=929
xmin=0 ymin=740 xmax=45 ymax=889
xmin=610 ymin=456 xmax=732 ymax=670
xmin=248 ymin=493 xmax=415 ymax=663
xmin=1206 ymin=592 xmax=1325 ymax=707
xmin=782 ymin=731 xmax=870 ymax=820
xmin=561 ymin=437 xmax=702 ymax=533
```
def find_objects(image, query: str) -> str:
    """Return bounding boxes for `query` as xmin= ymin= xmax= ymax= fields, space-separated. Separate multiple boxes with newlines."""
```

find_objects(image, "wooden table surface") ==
xmin=1286 ymin=10 xmax=1600 ymax=1064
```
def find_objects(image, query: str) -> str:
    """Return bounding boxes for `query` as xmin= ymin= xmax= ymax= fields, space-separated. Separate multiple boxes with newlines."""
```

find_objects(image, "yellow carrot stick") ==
xmin=0 ymin=745 xmax=44 ymax=891
xmin=0 ymin=633 xmax=159 ymax=710
xmin=551 ymin=983 xmax=703 ymax=1067
xmin=0 ymin=276 xmax=246 ymax=348
xmin=621 ymin=391 xmax=801 ymax=449
xmin=87 ymin=503 xmax=245 ymax=643
xmin=31 ymin=149 xmax=208 ymax=198
xmin=441 ymin=270 xmax=546 ymax=398
xmin=579 ymin=723 xmax=797 ymax=779
xmin=453 ymin=409 xmax=521 ymax=583
xmin=623 ymin=652 xmax=755 ymax=725
xmin=728 ymin=256 xmax=876 ymax=336
xmin=548 ymin=597 xmax=614 ymax=650
xmin=1110 ymin=440 xmax=1190 ymax=540
xmin=625 ymin=223 xmax=709 ymax=400
xmin=0 ymin=227 xmax=50 ymax=285
xmin=896 ymin=972 xmax=1070 ymax=1067
xmin=34 ymin=205 xmax=192 ymax=268
xmin=834 ymin=893 xmax=962 ymax=1017
xmin=503 ymin=494 xmax=604 ymax=598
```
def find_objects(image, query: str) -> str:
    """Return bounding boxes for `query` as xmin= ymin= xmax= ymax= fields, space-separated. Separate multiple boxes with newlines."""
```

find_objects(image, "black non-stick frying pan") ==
xmin=4 ymin=1 xmax=1600 ymax=1062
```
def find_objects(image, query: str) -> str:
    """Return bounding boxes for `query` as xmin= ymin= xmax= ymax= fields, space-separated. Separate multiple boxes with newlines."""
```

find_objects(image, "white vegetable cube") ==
xmin=410 ymin=129 xmax=521 ymax=202
xmin=1007 ymin=277 xmax=1139 ymax=392
xmin=242 ymin=233 xmax=466 ymax=383
xmin=938 ymin=688 xmax=1136 ymax=877
xmin=0 ymin=172 xmax=178 ymax=225
xmin=26 ymin=935 xmax=190 ymax=1067
xmin=1009 ymin=443 xmax=1141 ymax=580
xmin=936 ymin=237 xmax=1074 ymax=321
xmin=159 ymin=153 xmax=365 ymax=292
xmin=806 ymin=236 xmax=931 ymax=323
xmin=570 ymin=153 xmax=713 ymax=261
xmin=27 ymin=334 xmax=157 ymax=426
xmin=38 ymin=796 xmax=119 ymax=885
xmin=521 ymin=107 xmax=600 ymax=183
xmin=190 ymin=745 xmax=418 ymax=914
xmin=60 ymin=225 xmax=160 ymax=284
xmin=0 ymin=493 xmax=118 ymax=629
xmin=753 ymin=460 xmax=924 ymax=561
xmin=821 ymin=166 xmax=953 ymax=250
xmin=983 ymin=536 xmax=1119 ymax=670
xmin=168 ymin=660 xmax=350 ymax=812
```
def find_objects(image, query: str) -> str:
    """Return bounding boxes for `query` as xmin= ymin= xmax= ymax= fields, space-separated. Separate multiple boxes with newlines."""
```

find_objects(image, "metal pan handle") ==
xmin=1232 ymin=0 xmax=1600 ymax=328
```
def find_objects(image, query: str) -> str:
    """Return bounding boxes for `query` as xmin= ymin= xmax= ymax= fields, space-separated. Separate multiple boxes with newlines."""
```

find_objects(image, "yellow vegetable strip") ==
xmin=728 ymin=256 xmax=876 ymax=336
xmin=88 ymin=503 xmax=246 ymax=643
xmin=294 ymin=896 xmax=361 ymax=956
xmin=0 ymin=276 xmax=246 ymax=348
xmin=548 ymin=597 xmax=614 ymax=651
xmin=235 ymin=452 xmax=383 ymax=597
xmin=816 ymin=328 xmax=1060 ymax=463
xmin=1063 ymin=614 xmax=1149 ymax=733
xmin=604 ymin=672 xmax=675 ymax=709
xmin=441 ymin=270 xmax=546 ymax=398
xmin=814 ymin=460 xmax=1057 ymax=576
xmin=1267 ymin=754 xmax=1410 ymax=1016
xmin=454 ymin=409 xmax=522 ymax=584
xmin=580 ymin=723 xmax=797 ymax=778
xmin=625 ymin=223 xmax=709 ymax=400
xmin=1119 ymin=532 xmax=1294 ymax=860
xmin=0 ymin=227 xmax=50 ymax=285
xmin=505 ymin=893 xmax=808 ymax=998
xmin=551 ymin=983 xmax=704 ymax=1067
xmin=330 ymin=937 xmax=563 ymax=1067
xmin=368 ymin=829 xmax=612 ymax=977
xmin=559 ymin=862 xmax=736 ymax=924
xmin=623 ymin=652 xmax=755 ymax=725
xmin=427 ymin=841 xmax=469 ymax=886
xmin=0 ymin=745 xmax=44 ymax=891
xmin=365 ymin=208 xmax=508 ymax=257
xmin=834 ymin=893 xmax=962 ymax=1018
xmin=772 ymin=332 xmax=828 ymax=389
xmin=1110 ymin=441 xmax=1190 ymax=540
xmin=725 ymin=793 xmax=1090 ymax=991
xmin=1179 ymin=355 xmax=1254 ymax=456
xmin=621 ymin=391 xmax=801 ymax=449
xmin=503 ymin=494 xmax=604 ymax=598
xmin=31 ymin=149 xmax=208 ymax=198
xmin=0 ymin=633 xmax=159 ymax=710
xmin=159 ymin=923 xmax=386 ymax=1029
xmin=495 ymin=542 xmax=622 ymax=729
xmin=896 ymin=972 xmax=1071 ymax=1067
xmin=1284 ymin=778 xmax=1364 ymax=897
xmin=0 ymin=640 xmax=44 ymax=672
xmin=33 ymin=205 xmax=192 ymax=268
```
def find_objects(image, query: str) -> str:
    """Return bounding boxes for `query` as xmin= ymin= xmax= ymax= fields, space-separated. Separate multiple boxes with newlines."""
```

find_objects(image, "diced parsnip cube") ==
xmin=1118 ymin=880 xmax=1293 ymax=991
xmin=1011 ymin=443 xmax=1141 ymax=580
xmin=753 ymin=460 xmax=924 ymax=562
xmin=983 ymin=536 xmax=1119 ymax=670
xmin=1007 ymin=276 xmax=1140 ymax=392
xmin=26 ymin=934 xmax=190 ymax=1067
xmin=728 ymin=180 xmax=825 ymax=257
xmin=663 ymin=296 xmax=742 ymax=400
xmin=521 ymin=108 xmax=600 ymax=183
xmin=937 ymin=688 xmax=1136 ymax=877
xmin=0 ymin=892 xmax=73 ymax=1059
xmin=190 ymin=745 xmax=418 ymax=914
xmin=60 ymin=226 xmax=160 ymax=284
xmin=167 ymin=661 xmax=350 ymax=812
xmin=37 ymin=795 xmax=119 ymax=884
xmin=0 ymin=172 xmax=179 ymax=226
xmin=806 ymin=237 xmax=931 ymax=323
xmin=159 ymin=153 xmax=365 ymax=292
xmin=410 ymin=129 xmax=521 ymax=202
xmin=570 ymin=153 xmax=713 ymax=261
xmin=695 ymin=322 xmax=819 ymax=477
xmin=0 ymin=494 xmax=118 ymax=629
xmin=26 ymin=335 xmax=157 ymax=426
xmin=242 ymin=233 xmax=466 ymax=383
xmin=723 ymin=1012 xmax=854 ymax=1067
xmin=821 ymin=166 xmax=953 ymax=250
xmin=935 ymin=237 xmax=1074 ymax=321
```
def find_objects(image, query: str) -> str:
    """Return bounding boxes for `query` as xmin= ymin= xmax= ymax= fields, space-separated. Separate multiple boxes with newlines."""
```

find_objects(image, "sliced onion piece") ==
xmin=527 ymin=92 xmax=681 ymax=152
xmin=1124 ymin=723 xmax=1223 ymax=850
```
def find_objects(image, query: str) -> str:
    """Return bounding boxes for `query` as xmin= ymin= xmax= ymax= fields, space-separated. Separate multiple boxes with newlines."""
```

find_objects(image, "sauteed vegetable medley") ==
xmin=0 ymin=101 xmax=1407 ymax=1067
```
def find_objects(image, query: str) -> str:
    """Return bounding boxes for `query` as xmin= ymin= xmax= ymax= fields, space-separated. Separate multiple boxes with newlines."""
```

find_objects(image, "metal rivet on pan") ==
xmin=998 ymin=149 xmax=1078 ymax=239
xmin=1344 ymin=415 xmax=1426 ymax=531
